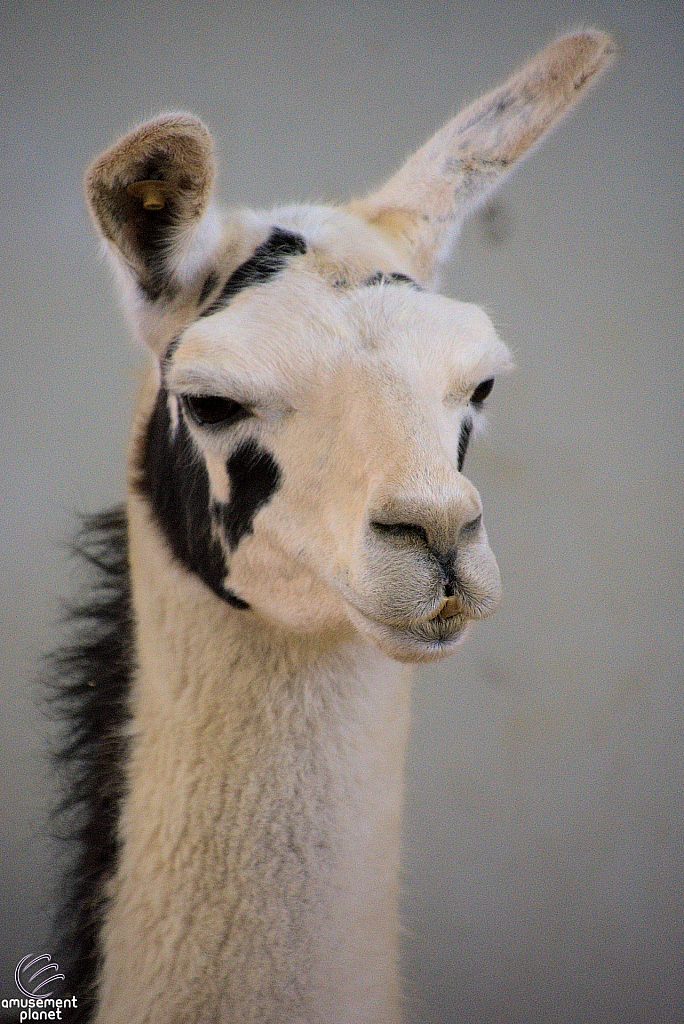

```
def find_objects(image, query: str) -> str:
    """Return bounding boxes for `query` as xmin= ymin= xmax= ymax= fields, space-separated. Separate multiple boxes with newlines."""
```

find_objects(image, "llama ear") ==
xmin=85 ymin=114 xmax=217 ymax=308
xmin=350 ymin=30 xmax=615 ymax=282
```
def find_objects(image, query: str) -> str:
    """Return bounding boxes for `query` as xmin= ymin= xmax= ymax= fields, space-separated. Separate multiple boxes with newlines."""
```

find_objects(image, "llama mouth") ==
xmin=376 ymin=614 xmax=472 ymax=662
xmin=408 ymin=613 xmax=469 ymax=642
xmin=345 ymin=602 xmax=472 ymax=661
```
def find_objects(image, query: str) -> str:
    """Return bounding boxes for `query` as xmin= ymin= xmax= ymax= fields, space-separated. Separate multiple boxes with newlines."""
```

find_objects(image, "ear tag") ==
xmin=126 ymin=179 xmax=174 ymax=211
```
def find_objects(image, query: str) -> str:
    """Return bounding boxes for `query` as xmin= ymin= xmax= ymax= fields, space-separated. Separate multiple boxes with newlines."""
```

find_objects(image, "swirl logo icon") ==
xmin=15 ymin=954 xmax=65 ymax=998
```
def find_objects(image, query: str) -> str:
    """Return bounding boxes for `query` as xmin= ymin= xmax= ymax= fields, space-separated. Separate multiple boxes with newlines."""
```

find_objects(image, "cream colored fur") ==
xmin=83 ymin=30 xmax=614 ymax=1024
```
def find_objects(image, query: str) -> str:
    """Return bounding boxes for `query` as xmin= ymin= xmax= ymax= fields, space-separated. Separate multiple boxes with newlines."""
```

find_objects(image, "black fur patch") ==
xmin=47 ymin=507 xmax=133 ymax=1022
xmin=458 ymin=417 xmax=472 ymax=471
xmin=365 ymin=271 xmax=419 ymax=288
xmin=164 ymin=329 xmax=183 ymax=364
xmin=220 ymin=439 xmax=282 ymax=550
xmin=200 ymin=227 xmax=307 ymax=317
xmin=135 ymin=389 xmax=249 ymax=607
xmin=198 ymin=269 xmax=219 ymax=305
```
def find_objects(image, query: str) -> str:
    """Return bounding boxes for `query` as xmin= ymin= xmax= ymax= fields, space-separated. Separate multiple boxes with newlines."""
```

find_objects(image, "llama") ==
xmin=52 ymin=30 xmax=614 ymax=1024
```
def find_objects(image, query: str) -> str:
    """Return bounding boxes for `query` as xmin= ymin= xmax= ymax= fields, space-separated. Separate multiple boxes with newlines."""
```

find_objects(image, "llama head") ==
xmin=85 ymin=31 xmax=614 ymax=662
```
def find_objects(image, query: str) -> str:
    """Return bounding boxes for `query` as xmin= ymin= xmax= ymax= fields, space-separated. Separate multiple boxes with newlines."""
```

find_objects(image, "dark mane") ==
xmin=46 ymin=506 xmax=134 ymax=1022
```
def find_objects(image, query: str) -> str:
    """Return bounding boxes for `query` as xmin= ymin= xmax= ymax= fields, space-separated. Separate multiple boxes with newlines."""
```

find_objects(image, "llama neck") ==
xmin=95 ymin=494 xmax=412 ymax=1024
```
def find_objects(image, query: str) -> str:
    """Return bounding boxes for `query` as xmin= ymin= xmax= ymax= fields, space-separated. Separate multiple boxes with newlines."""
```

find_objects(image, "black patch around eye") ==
xmin=470 ymin=377 xmax=494 ymax=409
xmin=183 ymin=394 xmax=248 ymax=428
xmin=135 ymin=389 xmax=249 ymax=609
xmin=200 ymin=227 xmax=307 ymax=317
xmin=220 ymin=440 xmax=282 ymax=550
xmin=458 ymin=418 xmax=473 ymax=472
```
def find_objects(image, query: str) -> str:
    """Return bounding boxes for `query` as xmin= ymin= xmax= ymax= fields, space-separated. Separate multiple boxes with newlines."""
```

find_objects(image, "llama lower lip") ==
xmin=388 ymin=615 xmax=472 ymax=662
xmin=408 ymin=615 xmax=468 ymax=645
xmin=350 ymin=603 xmax=470 ymax=654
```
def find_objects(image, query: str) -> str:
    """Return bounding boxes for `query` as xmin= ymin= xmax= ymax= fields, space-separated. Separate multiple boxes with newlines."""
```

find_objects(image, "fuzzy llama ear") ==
xmin=350 ymin=29 xmax=616 ymax=282
xmin=86 ymin=114 xmax=216 ymax=304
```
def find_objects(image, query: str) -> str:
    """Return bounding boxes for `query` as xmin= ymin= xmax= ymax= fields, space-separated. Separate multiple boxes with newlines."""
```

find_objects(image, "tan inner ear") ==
xmin=85 ymin=113 xmax=215 ymax=279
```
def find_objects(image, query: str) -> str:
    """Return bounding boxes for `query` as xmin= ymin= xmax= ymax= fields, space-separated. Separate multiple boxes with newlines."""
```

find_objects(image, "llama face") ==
xmin=86 ymin=31 xmax=614 ymax=660
xmin=151 ymin=212 xmax=512 ymax=660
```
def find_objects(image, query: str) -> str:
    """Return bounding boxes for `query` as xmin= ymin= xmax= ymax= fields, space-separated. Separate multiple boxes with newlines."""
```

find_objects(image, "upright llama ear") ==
xmin=85 ymin=113 xmax=216 ymax=305
xmin=349 ymin=29 xmax=616 ymax=283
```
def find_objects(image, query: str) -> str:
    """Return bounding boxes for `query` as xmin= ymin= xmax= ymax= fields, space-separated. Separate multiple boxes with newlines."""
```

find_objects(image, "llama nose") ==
xmin=369 ymin=490 xmax=483 ymax=555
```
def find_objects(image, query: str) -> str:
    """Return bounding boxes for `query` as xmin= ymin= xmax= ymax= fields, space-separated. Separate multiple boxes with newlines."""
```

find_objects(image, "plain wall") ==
xmin=1 ymin=1 xmax=682 ymax=1020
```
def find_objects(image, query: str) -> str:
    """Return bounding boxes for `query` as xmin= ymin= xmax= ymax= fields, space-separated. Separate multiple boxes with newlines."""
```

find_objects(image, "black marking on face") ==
xmin=198 ymin=269 xmax=219 ymax=305
xmin=219 ymin=439 xmax=282 ymax=550
xmin=365 ymin=271 xmax=419 ymax=288
xmin=164 ymin=330 xmax=183 ymax=364
xmin=134 ymin=389 xmax=250 ymax=608
xmin=457 ymin=417 xmax=472 ymax=472
xmin=223 ymin=586 xmax=250 ymax=609
xmin=200 ymin=228 xmax=307 ymax=318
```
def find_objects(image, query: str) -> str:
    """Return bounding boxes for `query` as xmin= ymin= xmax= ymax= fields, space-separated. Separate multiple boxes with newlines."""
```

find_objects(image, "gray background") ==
xmin=1 ymin=1 xmax=682 ymax=1021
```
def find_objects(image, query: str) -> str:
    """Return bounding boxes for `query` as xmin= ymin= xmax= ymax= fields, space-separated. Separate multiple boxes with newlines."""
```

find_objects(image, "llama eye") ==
xmin=182 ymin=394 xmax=247 ymax=428
xmin=470 ymin=377 xmax=494 ymax=409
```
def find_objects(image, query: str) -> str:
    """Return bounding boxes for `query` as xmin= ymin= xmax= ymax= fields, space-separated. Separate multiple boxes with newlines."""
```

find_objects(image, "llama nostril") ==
xmin=370 ymin=520 xmax=429 ymax=547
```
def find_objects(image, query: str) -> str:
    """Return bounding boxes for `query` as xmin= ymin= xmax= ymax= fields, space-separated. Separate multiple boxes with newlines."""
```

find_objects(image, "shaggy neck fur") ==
xmin=93 ymin=482 xmax=411 ymax=1024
